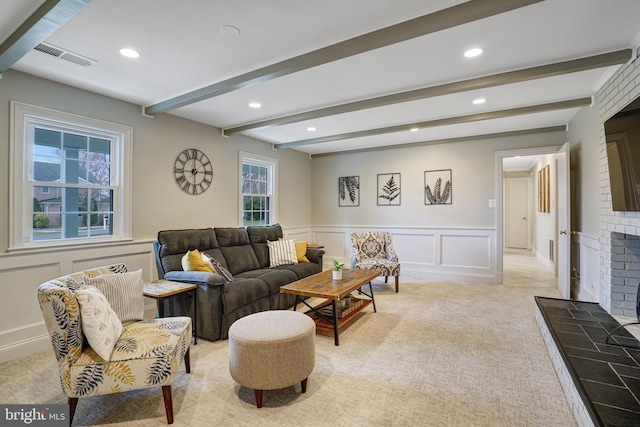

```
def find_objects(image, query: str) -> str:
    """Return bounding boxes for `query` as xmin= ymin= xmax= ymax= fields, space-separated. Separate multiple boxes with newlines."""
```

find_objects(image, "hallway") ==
xmin=503 ymin=248 xmax=557 ymax=288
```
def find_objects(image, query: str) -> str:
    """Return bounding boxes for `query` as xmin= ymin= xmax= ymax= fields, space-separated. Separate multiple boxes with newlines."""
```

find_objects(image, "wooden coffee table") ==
xmin=280 ymin=269 xmax=379 ymax=345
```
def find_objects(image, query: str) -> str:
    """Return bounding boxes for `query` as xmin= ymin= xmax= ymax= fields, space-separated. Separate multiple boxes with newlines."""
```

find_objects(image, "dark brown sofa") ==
xmin=153 ymin=224 xmax=324 ymax=341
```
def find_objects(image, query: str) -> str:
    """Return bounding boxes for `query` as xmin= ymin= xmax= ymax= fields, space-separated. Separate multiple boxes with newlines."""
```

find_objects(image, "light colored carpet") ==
xmin=0 ymin=250 xmax=576 ymax=426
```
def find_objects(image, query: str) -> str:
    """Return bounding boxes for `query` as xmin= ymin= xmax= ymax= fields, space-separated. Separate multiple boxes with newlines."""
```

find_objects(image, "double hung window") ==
xmin=10 ymin=102 xmax=132 ymax=248
xmin=240 ymin=153 xmax=277 ymax=226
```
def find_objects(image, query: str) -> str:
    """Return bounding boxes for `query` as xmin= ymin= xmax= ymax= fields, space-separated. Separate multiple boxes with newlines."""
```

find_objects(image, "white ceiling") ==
xmin=3 ymin=0 xmax=640 ymax=165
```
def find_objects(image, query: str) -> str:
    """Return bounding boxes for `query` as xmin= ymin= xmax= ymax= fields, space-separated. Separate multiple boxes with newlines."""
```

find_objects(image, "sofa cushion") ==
xmin=281 ymin=262 xmax=323 ymax=280
xmin=215 ymin=227 xmax=260 ymax=275
xmin=247 ymin=223 xmax=283 ymax=268
xmin=222 ymin=278 xmax=269 ymax=313
xmin=235 ymin=269 xmax=298 ymax=295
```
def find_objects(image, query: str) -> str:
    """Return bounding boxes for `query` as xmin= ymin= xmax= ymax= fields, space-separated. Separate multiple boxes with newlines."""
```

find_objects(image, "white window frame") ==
xmin=9 ymin=101 xmax=132 ymax=250
xmin=239 ymin=151 xmax=278 ymax=226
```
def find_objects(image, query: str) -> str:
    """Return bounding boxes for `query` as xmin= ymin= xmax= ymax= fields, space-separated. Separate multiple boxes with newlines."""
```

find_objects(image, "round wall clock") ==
xmin=174 ymin=148 xmax=213 ymax=195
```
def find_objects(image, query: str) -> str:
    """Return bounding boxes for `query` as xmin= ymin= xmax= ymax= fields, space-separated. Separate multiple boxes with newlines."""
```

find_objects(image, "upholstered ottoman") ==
xmin=228 ymin=310 xmax=316 ymax=408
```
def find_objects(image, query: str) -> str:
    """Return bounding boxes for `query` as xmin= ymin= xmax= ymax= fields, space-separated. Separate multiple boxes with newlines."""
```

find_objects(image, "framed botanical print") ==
xmin=338 ymin=176 xmax=360 ymax=207
xmin=377 ymin=173 xmax=401 ymax=206
xmin=424 ymin=169 xmax=452 ymax=205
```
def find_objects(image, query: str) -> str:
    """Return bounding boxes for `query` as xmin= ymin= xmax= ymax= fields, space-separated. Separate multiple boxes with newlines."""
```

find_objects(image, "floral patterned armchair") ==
xmin=37 ymin=263 xmax=191 ymax=424
xmin=351 ymin=231 xmax=401 ymax=292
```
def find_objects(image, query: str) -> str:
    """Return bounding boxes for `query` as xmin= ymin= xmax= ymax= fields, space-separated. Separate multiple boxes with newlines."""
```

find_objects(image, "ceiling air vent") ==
xmin=33 ymin=42 xmax=96 ymax=67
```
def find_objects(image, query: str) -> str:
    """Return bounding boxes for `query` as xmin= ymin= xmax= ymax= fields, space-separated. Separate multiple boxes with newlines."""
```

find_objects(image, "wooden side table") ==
xmin=144 ymin=280 xmax=198 ymax=344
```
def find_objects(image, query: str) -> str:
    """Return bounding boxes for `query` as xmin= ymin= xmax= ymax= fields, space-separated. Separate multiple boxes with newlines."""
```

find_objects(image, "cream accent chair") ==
xmin=351 ymin=231 xmax=401 ymax=292
xmin=37 ymin=263 xmax=191 ymax=425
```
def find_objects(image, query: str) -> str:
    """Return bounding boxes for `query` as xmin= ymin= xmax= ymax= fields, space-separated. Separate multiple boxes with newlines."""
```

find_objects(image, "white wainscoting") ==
xmin=282 ymin=226 xmax=314 ymax=243
xmin=572 ymin=232 xmax=600 ymax=303
xmin=0 ymin=240 xmax=157 ymax=363
xmin=311 ymin=226 xmax=497 ymax=282
xmin=1 ymin=225 xmax=496 ymax=362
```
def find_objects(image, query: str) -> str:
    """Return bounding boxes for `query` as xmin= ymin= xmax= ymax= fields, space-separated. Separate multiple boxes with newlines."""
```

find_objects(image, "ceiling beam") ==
xmin=0 ymin=0 xmax=92 ymax=74
xmin=276 ymin=98 xmax=592 ymax=149
xmin=144 ymin=0 xmax=543 ymax=116
xmin=310 ymin=126 xmax=567 ymax=158
xmin=225 ymin=49 xmax=631 ymax=135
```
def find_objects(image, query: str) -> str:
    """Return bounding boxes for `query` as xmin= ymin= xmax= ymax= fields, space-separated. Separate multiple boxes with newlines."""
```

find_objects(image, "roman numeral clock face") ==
xmin=174 ymin=148 xmax=213 ymax=195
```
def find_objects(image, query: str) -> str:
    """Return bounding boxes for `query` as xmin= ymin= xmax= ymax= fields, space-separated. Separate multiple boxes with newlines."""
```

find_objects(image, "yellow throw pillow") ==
xmin=295 ymin=241 xmax=309 ymax=263
xmin=181 ymin=249 xmax=214 ymax=273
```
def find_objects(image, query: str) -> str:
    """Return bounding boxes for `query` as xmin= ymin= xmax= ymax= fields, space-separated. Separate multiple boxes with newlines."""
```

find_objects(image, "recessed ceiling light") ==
xmin=248 ymin=102 xmax=262 ymax=109
xmin=473 ymin=98 xmax=486 ymax=105
xmin=464 ymin=48 xmax=483 ymax=58
xmin=307 ymin=126 xmax=316 ymax=132
xmin=220 ymin=25 xmax=241 ymax=38
xmin=119 ymin=48 xmax=140 ymax=58
xmin=410 ymin=127 xmax=419 ymax=132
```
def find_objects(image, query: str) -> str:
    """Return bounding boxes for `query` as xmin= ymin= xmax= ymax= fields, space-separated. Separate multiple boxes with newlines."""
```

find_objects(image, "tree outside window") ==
xmin=11 ymin=102 xmax=131 ymax=248
xmin=240 ymin=154 xmax=276 ymax=226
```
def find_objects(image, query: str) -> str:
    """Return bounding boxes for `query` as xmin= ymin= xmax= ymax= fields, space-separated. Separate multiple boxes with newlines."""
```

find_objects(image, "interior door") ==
xmin=557 ymin=142 xmax=571 ymax=299
xmin=506 ymin=178 xmax=528 ymax=248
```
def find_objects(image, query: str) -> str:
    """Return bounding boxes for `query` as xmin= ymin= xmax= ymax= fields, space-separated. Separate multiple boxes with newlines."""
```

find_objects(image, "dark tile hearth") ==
xmin=535 ymin=297 xmax=640 ymax=426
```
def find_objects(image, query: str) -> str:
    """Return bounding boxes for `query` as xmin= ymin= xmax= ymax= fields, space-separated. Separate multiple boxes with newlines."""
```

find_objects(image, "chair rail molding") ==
xmin=0 ymin=239 xmax=156 ymax=363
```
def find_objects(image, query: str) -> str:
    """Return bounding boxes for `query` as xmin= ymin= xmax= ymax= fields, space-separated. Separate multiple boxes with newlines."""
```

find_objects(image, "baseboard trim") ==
xmin=0 ymin=334 xmax=50 ymax=364
xmin=403 ymin=268 xmax=499 ymax=283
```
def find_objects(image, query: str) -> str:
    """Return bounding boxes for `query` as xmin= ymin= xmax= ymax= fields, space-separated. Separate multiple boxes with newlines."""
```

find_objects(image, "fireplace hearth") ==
xmin=535 ymin=297 xmax=640 ymax=426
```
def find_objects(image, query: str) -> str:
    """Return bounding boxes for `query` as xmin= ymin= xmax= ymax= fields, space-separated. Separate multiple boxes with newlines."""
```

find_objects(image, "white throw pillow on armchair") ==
xmin=75 ymin=285 xmax=123 ymax=361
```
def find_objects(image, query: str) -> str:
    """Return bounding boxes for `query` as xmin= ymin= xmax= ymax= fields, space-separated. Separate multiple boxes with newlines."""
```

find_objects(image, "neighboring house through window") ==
xmin=10 ymin=102 xmax=132 ymax=248
xmin=240 ymin=152 xmax=277 ymax=226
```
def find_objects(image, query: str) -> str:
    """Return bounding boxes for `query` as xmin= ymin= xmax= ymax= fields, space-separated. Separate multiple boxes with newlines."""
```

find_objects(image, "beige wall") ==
xmin=0 ymin=70 xmax=314 ymax=361
xmin=0 ymin=70 xmax=312 ymax=252
xmin=311 ymin=132 xmax=567 ymax=228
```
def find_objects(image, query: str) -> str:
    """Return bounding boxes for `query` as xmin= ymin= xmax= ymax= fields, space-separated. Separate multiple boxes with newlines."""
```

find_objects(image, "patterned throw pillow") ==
xmin=267 ymin=239 xmax=298 ymax=267
xmin=202 ymin=253 xmax=234 ymax=282
xmin=75 ymin=285 xmax=123 ymax=361
xmin=83 ymin=269 xmax=145 ymax=324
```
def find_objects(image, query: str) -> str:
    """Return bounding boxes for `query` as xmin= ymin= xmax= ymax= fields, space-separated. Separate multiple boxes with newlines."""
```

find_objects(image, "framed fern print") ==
xmin=338 ymin=176 xmax=360 ymax=207
xmin=377 ymin=173 xmax=401 ymax=206
xmin=425 ymin=169 xmax=452 ymax=205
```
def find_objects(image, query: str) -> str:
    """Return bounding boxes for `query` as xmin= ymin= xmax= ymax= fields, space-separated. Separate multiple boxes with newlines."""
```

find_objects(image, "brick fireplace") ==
xmin=599 ymin=53 xmax=640 ymax=317
xmin=534 ymin=46 xmax=640 ymax=427
xmin=608 ymin=232 xmax=640 ymax=317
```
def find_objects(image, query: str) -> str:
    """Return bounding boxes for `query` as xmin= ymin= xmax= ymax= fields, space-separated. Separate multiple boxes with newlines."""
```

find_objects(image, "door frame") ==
xmin=494 ymin=145 xmax=564 ymax=283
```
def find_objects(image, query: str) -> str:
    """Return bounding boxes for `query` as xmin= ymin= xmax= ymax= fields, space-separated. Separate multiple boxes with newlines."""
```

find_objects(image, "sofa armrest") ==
xmin=306 ymin=248 xmax=325 ymax=265
xmin=164 ymin=271 xmax=226 ymax=287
